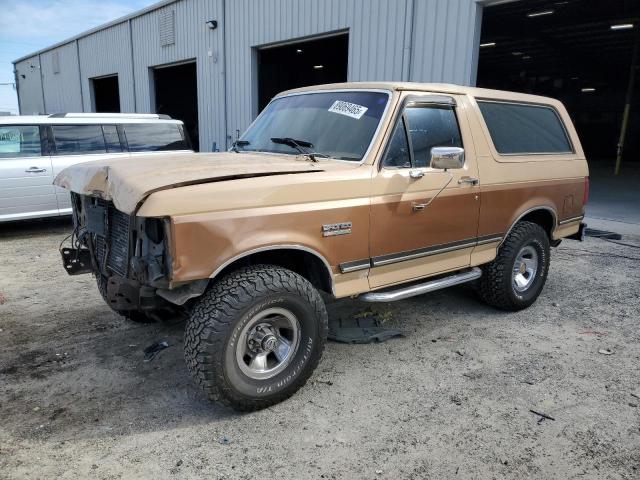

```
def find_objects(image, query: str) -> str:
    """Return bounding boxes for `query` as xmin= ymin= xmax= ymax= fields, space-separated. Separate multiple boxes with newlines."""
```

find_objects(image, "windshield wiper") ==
xmin=231 ymin=139 xmax=250 ymax=152
xmin=270 ymin=137 xmax=328 ymax=162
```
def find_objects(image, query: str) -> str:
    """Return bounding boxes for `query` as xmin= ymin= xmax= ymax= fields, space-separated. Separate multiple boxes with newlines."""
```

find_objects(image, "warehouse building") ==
xmin=13 ymin=0 xmax=639 ymax=172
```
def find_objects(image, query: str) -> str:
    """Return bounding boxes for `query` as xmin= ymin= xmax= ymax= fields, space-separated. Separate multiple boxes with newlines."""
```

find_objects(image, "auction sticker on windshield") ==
xmin=328 ymin=100 xmax=368 ymax=119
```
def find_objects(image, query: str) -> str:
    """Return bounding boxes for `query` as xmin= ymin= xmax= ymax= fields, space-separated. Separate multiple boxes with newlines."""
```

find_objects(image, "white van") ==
xmin=0 ymin=113 xmax=192 ymax=222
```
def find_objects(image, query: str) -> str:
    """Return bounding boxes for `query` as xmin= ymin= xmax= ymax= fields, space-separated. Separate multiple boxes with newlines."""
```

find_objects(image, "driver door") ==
xmin=368 ymin=94 xmax=481 ymax=289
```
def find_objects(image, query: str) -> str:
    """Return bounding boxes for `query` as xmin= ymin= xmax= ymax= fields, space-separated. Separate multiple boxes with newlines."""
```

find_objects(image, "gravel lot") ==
xmin=1 ymin=217 xmax=639 ymax=479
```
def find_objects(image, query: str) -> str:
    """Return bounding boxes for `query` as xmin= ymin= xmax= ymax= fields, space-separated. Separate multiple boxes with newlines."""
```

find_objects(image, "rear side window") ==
xmin=0 ymin=125 xmax=42 ymax=158
xmin=478 ymin=101 xmax=573 ymax=155
xmin=53 ymin=125 xmax=106 ymax=155
xmin=123 ymin=123 xmax=187 ymax=152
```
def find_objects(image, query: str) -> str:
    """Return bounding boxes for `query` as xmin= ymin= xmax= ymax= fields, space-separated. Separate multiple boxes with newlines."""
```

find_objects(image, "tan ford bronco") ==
xmin=56 ymin=82 xmax=589 ymax=410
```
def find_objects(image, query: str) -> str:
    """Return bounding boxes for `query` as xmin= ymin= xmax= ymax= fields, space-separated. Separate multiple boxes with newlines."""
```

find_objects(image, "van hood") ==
xmin=54 ymin=152 xmax=327 ymax=214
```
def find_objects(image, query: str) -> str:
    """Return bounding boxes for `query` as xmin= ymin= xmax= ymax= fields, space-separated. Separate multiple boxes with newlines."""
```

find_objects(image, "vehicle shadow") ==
xmin=0 ymin=217 xmax=72 ymax=240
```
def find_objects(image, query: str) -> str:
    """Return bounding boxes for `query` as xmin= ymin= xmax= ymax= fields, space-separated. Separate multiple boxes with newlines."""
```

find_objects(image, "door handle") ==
xmin=409 ymin=170 xmax=424 ymax=179
xmin=412 ymin=202 xmax=427 ymax=212
xmin=458 ymin=176 xmax=478 ymax=186
xmin=25 ymin=167 xmax=47 ymax=173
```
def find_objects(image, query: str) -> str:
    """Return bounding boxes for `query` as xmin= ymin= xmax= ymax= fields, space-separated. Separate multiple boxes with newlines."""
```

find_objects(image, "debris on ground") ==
xmin=328 ymin=309 xmax=402 ymax=344
xmin=218 ymin=436 xmax=231 ymax=445
xmin=598 ymin=348 xmax=614 ymax=355
xmin=530 ymin=409 xmax=555 ymax=424
xmin=176 ymin=459 xmax=183 ymax=467
xmin=580 ymin=329 xmax=608 ymax=337
xmin=0 ymin=293 xmax=6 ymax=305
xmin=143 ymin=341 xmax=170 ymax=362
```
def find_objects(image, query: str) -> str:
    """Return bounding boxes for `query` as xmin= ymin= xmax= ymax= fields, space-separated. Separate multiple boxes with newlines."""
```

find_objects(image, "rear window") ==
xmin=123 ymin=123 xmax=187 ymax=152
xmin=477 ymin=101 xmax=573 ymax=155
xmin=53 ymin=125 xmax=106 ymax=155
xmin=0 ymin=125 xmax=41 ymax=158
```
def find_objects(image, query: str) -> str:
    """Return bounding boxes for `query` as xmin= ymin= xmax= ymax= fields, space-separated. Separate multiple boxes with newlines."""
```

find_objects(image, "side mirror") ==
xmin=430 ymin=147 xmax=465 ymax=170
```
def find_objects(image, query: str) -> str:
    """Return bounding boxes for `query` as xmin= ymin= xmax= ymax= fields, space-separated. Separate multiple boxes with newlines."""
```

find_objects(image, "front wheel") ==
xmin=184 ymin=265 xmax=328 ymax=411
xmin=478 ymin=221 xmax=550 ymax=311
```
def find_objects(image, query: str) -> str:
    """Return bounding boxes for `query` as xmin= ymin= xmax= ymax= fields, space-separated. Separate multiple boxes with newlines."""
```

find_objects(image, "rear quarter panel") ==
xmin=464 ymin=93 xmax=589 ymax=243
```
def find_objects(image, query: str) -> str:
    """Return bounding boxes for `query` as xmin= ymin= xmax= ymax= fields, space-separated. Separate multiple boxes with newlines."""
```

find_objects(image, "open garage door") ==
xmin=91 ymin=75 xmax=120 ymax=113
xmin=478 ymin=0 xmax=639 ymax=177
xmin=257 ymin=33 xmax=349 ymax=112
xmin=153 ymin=61 xmax=199 ymax=151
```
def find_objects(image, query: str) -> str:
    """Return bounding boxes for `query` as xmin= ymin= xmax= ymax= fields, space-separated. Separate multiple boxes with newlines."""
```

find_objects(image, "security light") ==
xmin=313 ymin=65 xmax=324 ymax=69
xmin=581 ymin=87 xmax=596 ymax=92
xmin=527 ymin=10 xmax=554 ymax=18
xmin=610 ymin=23 xmax=634 ymax=30
xmin=480 ymin=42 xmax=496 ymax=48
xmin=206 ymin=20 xmax=218 ymax=30
xmin=296 ymin=49 xmax=303 ymax=53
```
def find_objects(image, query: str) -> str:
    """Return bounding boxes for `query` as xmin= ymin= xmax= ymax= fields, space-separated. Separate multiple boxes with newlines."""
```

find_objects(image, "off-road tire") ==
xmin=478 ymin=221 xmax=550 ymax=311
xmin=184 ymin=265 xmax=328 ymax=411
xmin=96 ymin=275 xmax=155 ymax=323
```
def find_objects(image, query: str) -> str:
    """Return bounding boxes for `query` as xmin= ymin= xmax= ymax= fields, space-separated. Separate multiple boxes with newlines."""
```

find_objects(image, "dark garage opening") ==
xmin=153 ymin=61 xmax=199 ymax=151
xmin=478 ymin=0 xmax=640 ymax=177
xmin=257 ymin=33 xmax=349 ymax=112
xmin=92 ymin=75 xmax=120 ymax=113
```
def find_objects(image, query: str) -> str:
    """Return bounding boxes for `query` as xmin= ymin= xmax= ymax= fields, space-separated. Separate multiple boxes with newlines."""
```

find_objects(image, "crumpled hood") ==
xmin=54 ymin=151 xmax=324 ymax=214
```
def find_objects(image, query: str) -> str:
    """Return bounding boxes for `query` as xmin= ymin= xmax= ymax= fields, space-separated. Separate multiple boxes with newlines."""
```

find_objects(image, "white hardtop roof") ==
xmin=0 ymin=113 xmax=184 ymax=125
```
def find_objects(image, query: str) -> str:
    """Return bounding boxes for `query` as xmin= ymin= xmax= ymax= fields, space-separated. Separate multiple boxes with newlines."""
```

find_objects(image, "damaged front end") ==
xmin=61 ymin=193 xmax=174 ymax=312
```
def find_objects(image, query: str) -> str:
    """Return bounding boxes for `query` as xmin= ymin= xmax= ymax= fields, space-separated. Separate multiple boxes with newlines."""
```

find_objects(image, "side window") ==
xmin=382 ymin=117 xmax=411 ymax=168
xmin=52 ymin=125 xmax=106 ymax=155
xmin=477 ymin=101 xmax=573 ymax=154
xmin=0 ymin=125 xmax=42 ymax=158
xmin=123 ymin=123 xmax=187 ymax=152
xmin=102 ymin=125 xmax=123 ymax=153
xmin=405 ymin=107 xmax=463 ymax=167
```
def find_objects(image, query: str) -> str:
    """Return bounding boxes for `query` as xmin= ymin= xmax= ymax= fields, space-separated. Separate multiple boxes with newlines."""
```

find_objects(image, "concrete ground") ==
xmin=1 ymin=209 xmax=639 ymax=479
xmin=586 ymin=161 xmax=640 ymax=235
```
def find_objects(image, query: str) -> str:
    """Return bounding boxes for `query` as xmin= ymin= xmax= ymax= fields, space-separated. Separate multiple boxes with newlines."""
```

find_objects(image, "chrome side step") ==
xmin=360 ymin=267 xmax=482 ymax=303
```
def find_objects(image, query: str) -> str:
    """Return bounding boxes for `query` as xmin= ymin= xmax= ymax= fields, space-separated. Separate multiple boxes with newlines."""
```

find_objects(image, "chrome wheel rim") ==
xmin=512 ymin=245 xmax=539 ymax=292
xmin=236 ymin=307 xmax=301 ymax=380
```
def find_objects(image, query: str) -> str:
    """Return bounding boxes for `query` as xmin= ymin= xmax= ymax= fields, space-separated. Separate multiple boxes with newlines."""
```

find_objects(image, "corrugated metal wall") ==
xmin=130 ymin=0 xmax=226 ymax=151
xmin=13 ymin=56 xmax=44 ymax=115
xmin=13 ymin=0 xmax=482 ymax=151
xmin=39 ymin=43 xmax=83 ymax=113
xmin=77 ymin=22 xmax=136 ymax=112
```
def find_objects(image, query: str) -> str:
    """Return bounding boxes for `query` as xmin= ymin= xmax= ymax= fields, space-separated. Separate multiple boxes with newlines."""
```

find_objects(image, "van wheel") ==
xmin=184 ymin=265 xmax=328 ymax=411
xmin=478 ymin=221 xmax=550 ymax=311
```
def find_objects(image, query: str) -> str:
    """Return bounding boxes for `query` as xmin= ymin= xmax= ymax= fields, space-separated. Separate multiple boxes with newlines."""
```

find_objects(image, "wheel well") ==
xmin=518 ymin=209 xmax=556 ymax=238
xmin=215 ymin=249 xmax=334 ymax=295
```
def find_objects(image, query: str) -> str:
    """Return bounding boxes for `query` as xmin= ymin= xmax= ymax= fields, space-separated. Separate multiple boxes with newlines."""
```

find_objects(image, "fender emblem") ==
xmin=322 ymin=222 xmax=352 ymax=237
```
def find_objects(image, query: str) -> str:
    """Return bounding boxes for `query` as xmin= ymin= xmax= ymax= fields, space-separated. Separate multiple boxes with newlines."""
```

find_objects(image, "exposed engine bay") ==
xmin=61 ymin=193 xmax=173 ymax=312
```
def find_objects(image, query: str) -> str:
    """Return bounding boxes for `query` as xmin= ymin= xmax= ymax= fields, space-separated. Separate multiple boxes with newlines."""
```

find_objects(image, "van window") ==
xmin=102 ymin=125 xmax=123 ymax=153
xmin=405 ymin=106 xmax=463 ymax=167
xmin=124 ymin=123 xmax=187 ymax=152
xmin=477 ymin=101 xmax=573 ymax=155
xmin=53 ymin=125 xmax=106 ymax=155
xmin=0 ymin=125 xmax=42 ymax=158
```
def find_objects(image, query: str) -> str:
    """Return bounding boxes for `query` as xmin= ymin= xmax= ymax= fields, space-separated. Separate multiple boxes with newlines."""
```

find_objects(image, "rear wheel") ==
xmin=184 ymin=265 xmax=328 ymax=411
xmin=478 ymin=221 xmax=550 ymax=311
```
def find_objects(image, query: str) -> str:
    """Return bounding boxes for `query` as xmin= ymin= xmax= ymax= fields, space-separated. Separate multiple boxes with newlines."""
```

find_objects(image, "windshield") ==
xmin=238 ymin=90 xmax=389 ymax=161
